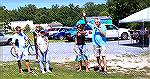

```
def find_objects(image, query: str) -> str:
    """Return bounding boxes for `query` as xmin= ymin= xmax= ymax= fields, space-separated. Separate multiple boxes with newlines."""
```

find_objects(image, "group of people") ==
xmin=12 ymin=25 xmax=52 ymax=74
xmin=74 ymin=17 xmax=107 ymax=74
xmin=12 ymin=16 xmax=107 ymax=75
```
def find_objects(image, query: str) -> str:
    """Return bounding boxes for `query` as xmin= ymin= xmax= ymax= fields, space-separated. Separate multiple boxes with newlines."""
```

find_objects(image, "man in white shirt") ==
xmin=12 ymin=26 xmax=31 ymax=74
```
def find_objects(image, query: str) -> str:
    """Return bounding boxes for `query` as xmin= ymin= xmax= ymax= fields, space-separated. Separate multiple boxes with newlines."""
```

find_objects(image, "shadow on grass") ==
xmin=22 ymin=68 xmax=53 ymax=72
xmin=76 ymin=66 xmax=104 ymax=72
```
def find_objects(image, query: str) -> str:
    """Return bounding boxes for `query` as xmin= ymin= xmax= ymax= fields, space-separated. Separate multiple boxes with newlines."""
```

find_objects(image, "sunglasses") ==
xmin=95 ymin=21 xmax=100 ymax=23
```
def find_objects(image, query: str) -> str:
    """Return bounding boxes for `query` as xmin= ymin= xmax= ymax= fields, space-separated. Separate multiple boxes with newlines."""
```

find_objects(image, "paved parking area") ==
xmin=0 ymin=40 xmax=149 ymax=62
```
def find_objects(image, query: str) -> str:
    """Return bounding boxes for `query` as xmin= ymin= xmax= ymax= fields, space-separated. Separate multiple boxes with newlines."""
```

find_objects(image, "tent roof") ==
xmin=119 ymin=7 xmax=150 ymax=23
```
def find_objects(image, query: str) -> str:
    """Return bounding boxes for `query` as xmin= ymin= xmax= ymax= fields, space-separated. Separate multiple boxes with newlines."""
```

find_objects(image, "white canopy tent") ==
xmin=119 ymin=7 xmax=150 ymax=48
xmin=119 ymin=7 xmax=150 ymax=23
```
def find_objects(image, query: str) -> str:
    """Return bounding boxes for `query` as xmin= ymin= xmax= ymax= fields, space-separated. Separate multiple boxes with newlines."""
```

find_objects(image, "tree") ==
xmin=107 ymin=0 xmax=150 ymax=27
xmin=18 ymin=4 xmax=37 ymax=21
xmin=23 ymin=24 xmax=31 ymax=33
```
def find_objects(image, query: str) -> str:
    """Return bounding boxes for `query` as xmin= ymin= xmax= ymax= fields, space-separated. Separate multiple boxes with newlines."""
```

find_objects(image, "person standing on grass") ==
xmin=33 ymin=25 xmax=41 ymax=63
xmin=37 ymin=30 xmax=52 ymax=74
xmin=12 ymin=26 xmax=31 ymax=74
xmin=88 ymin=18 xmax=107 ymax=74
xmin=73 ymin=24 xmax=89 ymax=73
xmin=83 ymin=12 xmax=107 ymax=73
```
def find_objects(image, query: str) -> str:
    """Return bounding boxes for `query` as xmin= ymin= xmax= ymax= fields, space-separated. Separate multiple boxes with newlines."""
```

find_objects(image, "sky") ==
xmin=1 ymin=0 xmax=107 ymax=10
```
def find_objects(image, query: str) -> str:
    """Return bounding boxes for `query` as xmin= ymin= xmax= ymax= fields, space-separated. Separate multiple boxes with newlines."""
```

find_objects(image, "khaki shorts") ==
xmin=93 ymin=45 xmax=106 ymax=57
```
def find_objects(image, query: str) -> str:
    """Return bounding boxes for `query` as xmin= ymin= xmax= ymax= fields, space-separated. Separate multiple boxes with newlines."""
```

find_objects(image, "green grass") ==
xmin=0 ymin=61 xmax=149 ymax=79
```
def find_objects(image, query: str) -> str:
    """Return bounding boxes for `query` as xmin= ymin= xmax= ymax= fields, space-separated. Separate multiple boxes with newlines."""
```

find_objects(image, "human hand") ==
xmin=14 ymin=49 xmax=18 ymax=56
xmin=83 ymin=12 xmax=86 ymax=16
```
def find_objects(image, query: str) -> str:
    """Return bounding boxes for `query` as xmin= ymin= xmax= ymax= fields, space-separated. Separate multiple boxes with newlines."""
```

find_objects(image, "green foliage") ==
xmin=1 ymin=1 xmax=150 ymax=28
xmin=24 ymin=24 xmax=31 ymax=32
xmin=107 ymin=0 xmax=150 ymax=27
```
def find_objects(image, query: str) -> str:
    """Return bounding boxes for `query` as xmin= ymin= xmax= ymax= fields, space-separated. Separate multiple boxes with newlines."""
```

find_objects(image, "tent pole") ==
xmin=142 ymin=22 xmax=145 ymax=49
xmin=118 ymin=22 xmax=120 ymax=45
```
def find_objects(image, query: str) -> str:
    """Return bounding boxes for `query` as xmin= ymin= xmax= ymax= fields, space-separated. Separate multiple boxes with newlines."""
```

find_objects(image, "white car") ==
xmin=85 ymin=24 xmax=130 ymax=40
xmin=0 ymin=32 xmax=12 ymax=45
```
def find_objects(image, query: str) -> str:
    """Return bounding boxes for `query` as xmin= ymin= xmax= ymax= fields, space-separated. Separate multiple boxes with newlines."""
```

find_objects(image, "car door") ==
xmin=106 ymin=25 xmax=119 ymax=38
xmin=0 ymin=33 xmax=4 ymax=43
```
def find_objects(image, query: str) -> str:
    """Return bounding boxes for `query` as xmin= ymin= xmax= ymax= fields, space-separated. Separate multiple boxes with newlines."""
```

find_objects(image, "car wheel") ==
xmin=121 ymin=33 xmax=128 ymax=40
xmin=59 ymin=35 xmax=64 ymax=40
xmin=6 ymin=38 xmax=12 ymax=45
xmin=54 ymin=37 xmax=58 ymax=40
xmin=66 ymin=34 xmax=71 ymax=41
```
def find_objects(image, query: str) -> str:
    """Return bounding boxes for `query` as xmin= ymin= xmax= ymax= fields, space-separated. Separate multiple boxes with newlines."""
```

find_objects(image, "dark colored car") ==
xmin=66 ymin=24 xmax=92 ymax=42
xmin=52 ymin=27 xmax=72 ymax=40
xmin=65 ymin=28 xmax=77 ymax=41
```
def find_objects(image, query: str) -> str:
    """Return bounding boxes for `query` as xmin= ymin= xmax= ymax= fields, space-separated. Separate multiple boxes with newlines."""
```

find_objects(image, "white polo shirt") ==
xmin=37 ymin=36 xmax=48 ymax=52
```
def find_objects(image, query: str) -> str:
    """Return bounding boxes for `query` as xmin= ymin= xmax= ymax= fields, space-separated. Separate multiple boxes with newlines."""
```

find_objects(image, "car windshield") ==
xmin=51 ymin=28 xmax=60 ymax=31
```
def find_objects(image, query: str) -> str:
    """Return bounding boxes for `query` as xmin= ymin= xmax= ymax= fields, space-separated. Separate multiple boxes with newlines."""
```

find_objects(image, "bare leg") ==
xmin=96 ymin=56 xmax=102 ymax=70
xmin=78 ymin=61 xmax=82 ymax=71
xmin=25 ymin=60 xmax=31 ymax=73
xmin=84 ymin=60 xmax=89 ymax=72
xmin=102 ymin=56 xmax=107 ymax=71
xmin=17 ymin=60 xmax=23 ymax=74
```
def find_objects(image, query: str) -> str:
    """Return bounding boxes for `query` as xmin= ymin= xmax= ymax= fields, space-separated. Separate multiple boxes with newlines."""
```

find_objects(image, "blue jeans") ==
xmin=38 ymin=49 xmax=50 ymax=72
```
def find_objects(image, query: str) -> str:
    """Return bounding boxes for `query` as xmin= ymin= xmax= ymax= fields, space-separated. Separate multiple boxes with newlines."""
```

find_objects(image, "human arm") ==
xmin=44 ymin=37 xmax=49 ymax=52
xmin=33 ymin=31 xmax=37 ymax=39
xmin=73 ymin=36 xmax=78 ymax=55
xmin=12 ymin=36 xmax=18 ymax=55
xmin=95 ymin=26 xmax=106 ymax=36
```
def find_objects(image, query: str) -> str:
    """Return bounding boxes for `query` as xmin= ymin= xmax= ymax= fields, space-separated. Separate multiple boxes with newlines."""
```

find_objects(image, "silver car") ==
xmin=0 ymin=32 xmax=12 ymax=45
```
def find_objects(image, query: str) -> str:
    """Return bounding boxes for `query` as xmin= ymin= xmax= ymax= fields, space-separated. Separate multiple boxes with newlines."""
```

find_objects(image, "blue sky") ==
xmin=1 ymin=0 xmax=107 ymax=10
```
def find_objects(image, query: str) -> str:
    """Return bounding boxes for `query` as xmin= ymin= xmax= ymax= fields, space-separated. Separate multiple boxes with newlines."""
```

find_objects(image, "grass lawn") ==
xmin=0 ymin=61 xmax=149 ymax=79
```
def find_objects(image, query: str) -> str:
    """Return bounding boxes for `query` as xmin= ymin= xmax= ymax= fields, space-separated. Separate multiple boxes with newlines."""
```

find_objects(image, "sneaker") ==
xmin=77 ymin=69 xmax=82 ymax=72
xmin=42 ymin=71 xmax=46 ymax=74
xmin=46 ymin=70 xmax=52 ymax=73
xmin=99 ymin=69 xmax=103 ymax=72
xmin=102 ymin=71 xmax=108 ymax=75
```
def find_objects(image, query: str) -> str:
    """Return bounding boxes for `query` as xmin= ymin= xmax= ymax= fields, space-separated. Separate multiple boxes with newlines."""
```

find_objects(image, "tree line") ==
xmin=0 ymin=0 xmax=150 ymax=29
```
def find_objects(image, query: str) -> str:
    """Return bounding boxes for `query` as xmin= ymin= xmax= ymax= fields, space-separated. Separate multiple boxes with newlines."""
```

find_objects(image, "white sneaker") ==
xmin=46 ymin=70 xmax=52 ymax=73
xmin=42 ymin=71 xmax=46 ymax=74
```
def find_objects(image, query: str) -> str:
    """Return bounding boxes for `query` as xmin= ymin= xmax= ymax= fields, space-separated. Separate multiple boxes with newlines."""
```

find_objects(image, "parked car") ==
xmin=52 ymin=27 xmax=72 ymax=40
xmin=85 ymin=24 xmax=130 ymax=40
xmin=66 ymin=24 xmax=130 ymax=41
xmin=65 ymin=27 xmax=77 ymax=41
xmin=0 ymin=32 xmax=12 ymax=45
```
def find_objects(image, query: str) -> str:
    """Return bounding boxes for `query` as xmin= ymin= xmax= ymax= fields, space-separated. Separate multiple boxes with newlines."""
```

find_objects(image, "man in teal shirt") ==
xmin=88 ymin=19 xmax=107 ymax=73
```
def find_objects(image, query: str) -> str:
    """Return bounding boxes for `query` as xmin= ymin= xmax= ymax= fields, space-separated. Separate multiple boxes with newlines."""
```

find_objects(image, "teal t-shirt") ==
xmin=88 ymin=23 xmax=107 ymax=47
